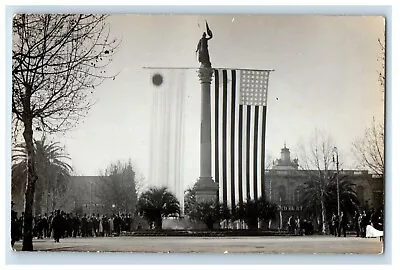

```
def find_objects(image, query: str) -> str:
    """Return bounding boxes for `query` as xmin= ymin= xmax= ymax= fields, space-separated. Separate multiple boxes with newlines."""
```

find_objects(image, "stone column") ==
xmin=196 ymin=64 xmax=218 ymax=203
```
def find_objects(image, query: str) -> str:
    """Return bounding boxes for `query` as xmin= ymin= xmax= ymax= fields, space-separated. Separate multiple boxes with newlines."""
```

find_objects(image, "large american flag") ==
xmin=211 ymin=69 xmax=272 ymax=211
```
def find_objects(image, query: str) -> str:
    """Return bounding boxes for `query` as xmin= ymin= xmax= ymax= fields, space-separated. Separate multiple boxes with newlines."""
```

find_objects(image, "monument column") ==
xmin=194 ymin=23 xmax=218 ymax=203
xmin=198 ymin=66 xmax=213 ymax=178
xmin=195 ymin=65 xmax=218 ymax=203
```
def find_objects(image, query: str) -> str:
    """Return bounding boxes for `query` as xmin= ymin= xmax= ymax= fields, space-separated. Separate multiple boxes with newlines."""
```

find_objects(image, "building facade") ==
xmin=12 ymin=176 xmax=122 ymax=216
xmin=265 ymin=145 xmax=384 ymax=229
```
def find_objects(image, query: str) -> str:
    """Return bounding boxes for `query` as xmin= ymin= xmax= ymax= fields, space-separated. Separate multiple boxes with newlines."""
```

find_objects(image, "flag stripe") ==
xmin=245 ymin=105 xmax=251 ymax=200
xmin=238 ymin=104 xmax=244 ymax=205
xmin=253 ymin=105 xmax=259 ymax=199
xmin=261 ymin=106 xmax=267 ymax=201
xmin=230 ymin=70 xmax=236 ymax=209
xmin=214 ymin=70 xmax=220 ymax=202
xmin=222 ymin=70 xmax=228 ymax=206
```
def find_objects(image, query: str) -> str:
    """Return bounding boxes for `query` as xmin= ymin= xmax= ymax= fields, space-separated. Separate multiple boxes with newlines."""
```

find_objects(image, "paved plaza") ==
xmin=12 ymin=235 xmax=384 ymax=254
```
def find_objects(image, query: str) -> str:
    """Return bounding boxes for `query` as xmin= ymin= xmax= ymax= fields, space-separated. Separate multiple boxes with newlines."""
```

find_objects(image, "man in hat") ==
xmin=51 ymin=210 xmax=64 ymax=243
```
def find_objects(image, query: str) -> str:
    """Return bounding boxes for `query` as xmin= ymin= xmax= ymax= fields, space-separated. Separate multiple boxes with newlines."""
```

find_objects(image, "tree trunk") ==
xmin=154 ymin=216 xmax=162 ymax=230
xmin=22 ymin=117 xmax=38 ymax=251
xmin=320 ymin=189 xmax=327 ymax=234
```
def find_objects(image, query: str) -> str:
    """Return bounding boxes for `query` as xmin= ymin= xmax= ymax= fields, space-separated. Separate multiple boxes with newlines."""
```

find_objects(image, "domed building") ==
xmin=264 ymin=144 xmax=384 ymax=230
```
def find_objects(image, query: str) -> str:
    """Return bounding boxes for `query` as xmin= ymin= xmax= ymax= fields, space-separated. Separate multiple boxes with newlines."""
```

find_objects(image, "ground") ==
xmin=11 ymin=235 xmax=384 ymax=254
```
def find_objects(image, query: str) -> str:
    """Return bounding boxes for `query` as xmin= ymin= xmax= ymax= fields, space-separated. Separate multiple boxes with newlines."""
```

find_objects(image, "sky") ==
xmin=38 ymin=14 xmax=386 ymax=192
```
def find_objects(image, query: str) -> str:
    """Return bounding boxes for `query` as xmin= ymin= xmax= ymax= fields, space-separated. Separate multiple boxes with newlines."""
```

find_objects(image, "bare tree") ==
xmin=352 ymin=118 xmax=384 ymax=177
xmin=12 ymin=14 xmax=119 ymax=250
xmin=378 ymin=38 xmax=385 ymax=94
xmin=97 ymin=160 xmax=139 ymax=214
xmin=297 ymin=129 xmax=337 ymax=234
xmin=350 ymin=37 xmax=386 ymax=177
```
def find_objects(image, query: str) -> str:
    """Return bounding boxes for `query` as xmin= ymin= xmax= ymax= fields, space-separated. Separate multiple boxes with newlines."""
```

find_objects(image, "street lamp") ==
xmin=333 ymin=147 xmax=340 ymax=217
xmin=89 ymin=181 xmax=93 ymax=216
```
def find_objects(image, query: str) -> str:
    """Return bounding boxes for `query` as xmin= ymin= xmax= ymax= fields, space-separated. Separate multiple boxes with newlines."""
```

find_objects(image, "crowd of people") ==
xmin=11 ymin=203 xmax=385 ymax=247
xmin=284 ymin=208 xmax=384 ymax=238
xmin=11 ymin=207 xmax=138 ymax=247
xmin=328 ymin=208 xmax=384 ymax=238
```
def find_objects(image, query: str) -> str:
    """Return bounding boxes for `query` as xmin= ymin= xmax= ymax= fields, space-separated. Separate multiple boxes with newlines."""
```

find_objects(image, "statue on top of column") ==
xmin=196 ymin=21 xmax=213 ymax=68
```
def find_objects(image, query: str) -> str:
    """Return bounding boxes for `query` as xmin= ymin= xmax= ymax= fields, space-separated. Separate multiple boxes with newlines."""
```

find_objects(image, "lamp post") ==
xmin=89 ymin=181 xmax=93 ymax=216
xmin=333 ymin=147 xmax=340 ymax=217
xmin=279 ymin=196 xmax=282 ymax=231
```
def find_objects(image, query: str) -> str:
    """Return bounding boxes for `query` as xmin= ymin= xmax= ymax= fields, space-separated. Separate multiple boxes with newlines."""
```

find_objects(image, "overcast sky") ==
xmin=52 ymin=14 xmax=385 ymax=191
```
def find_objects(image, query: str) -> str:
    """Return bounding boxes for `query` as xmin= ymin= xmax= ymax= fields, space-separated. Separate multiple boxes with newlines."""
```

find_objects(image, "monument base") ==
xmin=195 ymin=176 xmax=218 ymax=203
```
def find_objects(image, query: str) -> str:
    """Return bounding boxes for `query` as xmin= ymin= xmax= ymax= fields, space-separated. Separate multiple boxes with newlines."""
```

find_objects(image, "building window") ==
xmin=294 ymin=187 xmax=301 ymax=206
xmin=278 ymin=185 xmax=286 ymax=204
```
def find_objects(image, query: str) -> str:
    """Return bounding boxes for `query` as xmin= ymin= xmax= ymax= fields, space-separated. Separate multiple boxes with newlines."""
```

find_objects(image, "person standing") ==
xmin=51 ymin=210 xmax=64 ymax=243
xmin=99 ymin=215 xmax=104 ymax=237
xmin=338 ymin=211 xmax=348 ymax=237
xmin=287 ymin=215 xmax=295 ymax=234
xmin=11 ymin=201 xmax=19 ymax=248
xmin=295 ymin=216 xmax=301 ymax=235
xmin=331 ymin=213 xmax=338 ymax=236
xmin=108 ymin=215 xmax=115 ymax=235
xmin=72 ymin=213 xmax=80 ymax=237
xmin=81 ymin=214 xmax=88 ymax=237
xmin=353 ymin=211 xmax=360 ymax=237
xmin=103 ymin=215 xmax=110 ymax=237
xmin=42 ymin=213 xmax=49 ymax=239
xmin=360 ymin=210 xmax=368 ymax=237
xmin=376 ymin=209 xmax=384 ymax=242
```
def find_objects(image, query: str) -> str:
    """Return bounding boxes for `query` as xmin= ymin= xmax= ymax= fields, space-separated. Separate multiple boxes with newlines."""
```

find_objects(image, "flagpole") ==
xmin=143 ymin=67 xmax=275 ymax=72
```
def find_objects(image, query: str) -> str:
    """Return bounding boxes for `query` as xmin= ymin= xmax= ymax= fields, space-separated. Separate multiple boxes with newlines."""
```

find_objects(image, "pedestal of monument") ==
xmin=195 ymin=176 xmax=218 ymax=203
xmin=196 ymin=64 xmax=218 ymax=203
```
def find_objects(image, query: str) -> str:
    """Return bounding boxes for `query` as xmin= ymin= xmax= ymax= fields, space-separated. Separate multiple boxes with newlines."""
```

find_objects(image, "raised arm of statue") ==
xmin=206 ymin=21 xmax=213 ymax=39
xmin=197 ymin=21 xmax=213 ymax=67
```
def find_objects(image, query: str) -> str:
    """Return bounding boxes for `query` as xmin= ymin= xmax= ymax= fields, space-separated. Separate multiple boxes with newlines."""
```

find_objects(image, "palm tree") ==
xmin=235 ymin=198 xmax=278 ymax=230
xmin=192 ymin=201 xmax=222 ymax=230
xmin=184 ymin=185 xmax=197 ymax=220
xmin=299 ymin=174 xmax=360 ymax=232
xmin=12 ymin=137 xmax=72 ymax=214
xmin=325 ymin=176 xmax=360 ymax=217
xmin=258 ymin=199 xmax=278 ymax=228
xmin=184 ymin=184 xmax=229 ymax=230
xmin=137 ymin=187 xmax=180 ymax=230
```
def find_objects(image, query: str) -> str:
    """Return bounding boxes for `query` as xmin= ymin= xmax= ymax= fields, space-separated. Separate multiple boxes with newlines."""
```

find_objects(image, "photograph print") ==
xmin=10 ymin=13 xmax=385 ymax=254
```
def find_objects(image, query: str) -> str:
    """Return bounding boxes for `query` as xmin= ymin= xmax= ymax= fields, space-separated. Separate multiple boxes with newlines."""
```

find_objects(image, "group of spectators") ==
xmin=11 ymin=207 xmax=137 ymax=247
xmin=329 ymin=211 xmax=350 ymax=237
xmin=284 ymin=208 xmax=384 ymax=238
xmin=329 ymin=208 xmax=384 ymax=237
xmin=287 ymin=215 xmax=314 ymax=236
xmin=353 ymin=208 xmax=384 ymax=237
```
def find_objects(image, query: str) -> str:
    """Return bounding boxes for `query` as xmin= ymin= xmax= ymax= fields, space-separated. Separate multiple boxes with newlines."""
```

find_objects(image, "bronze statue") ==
xmin=196 ymin=21 xmax=213 ymax=67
